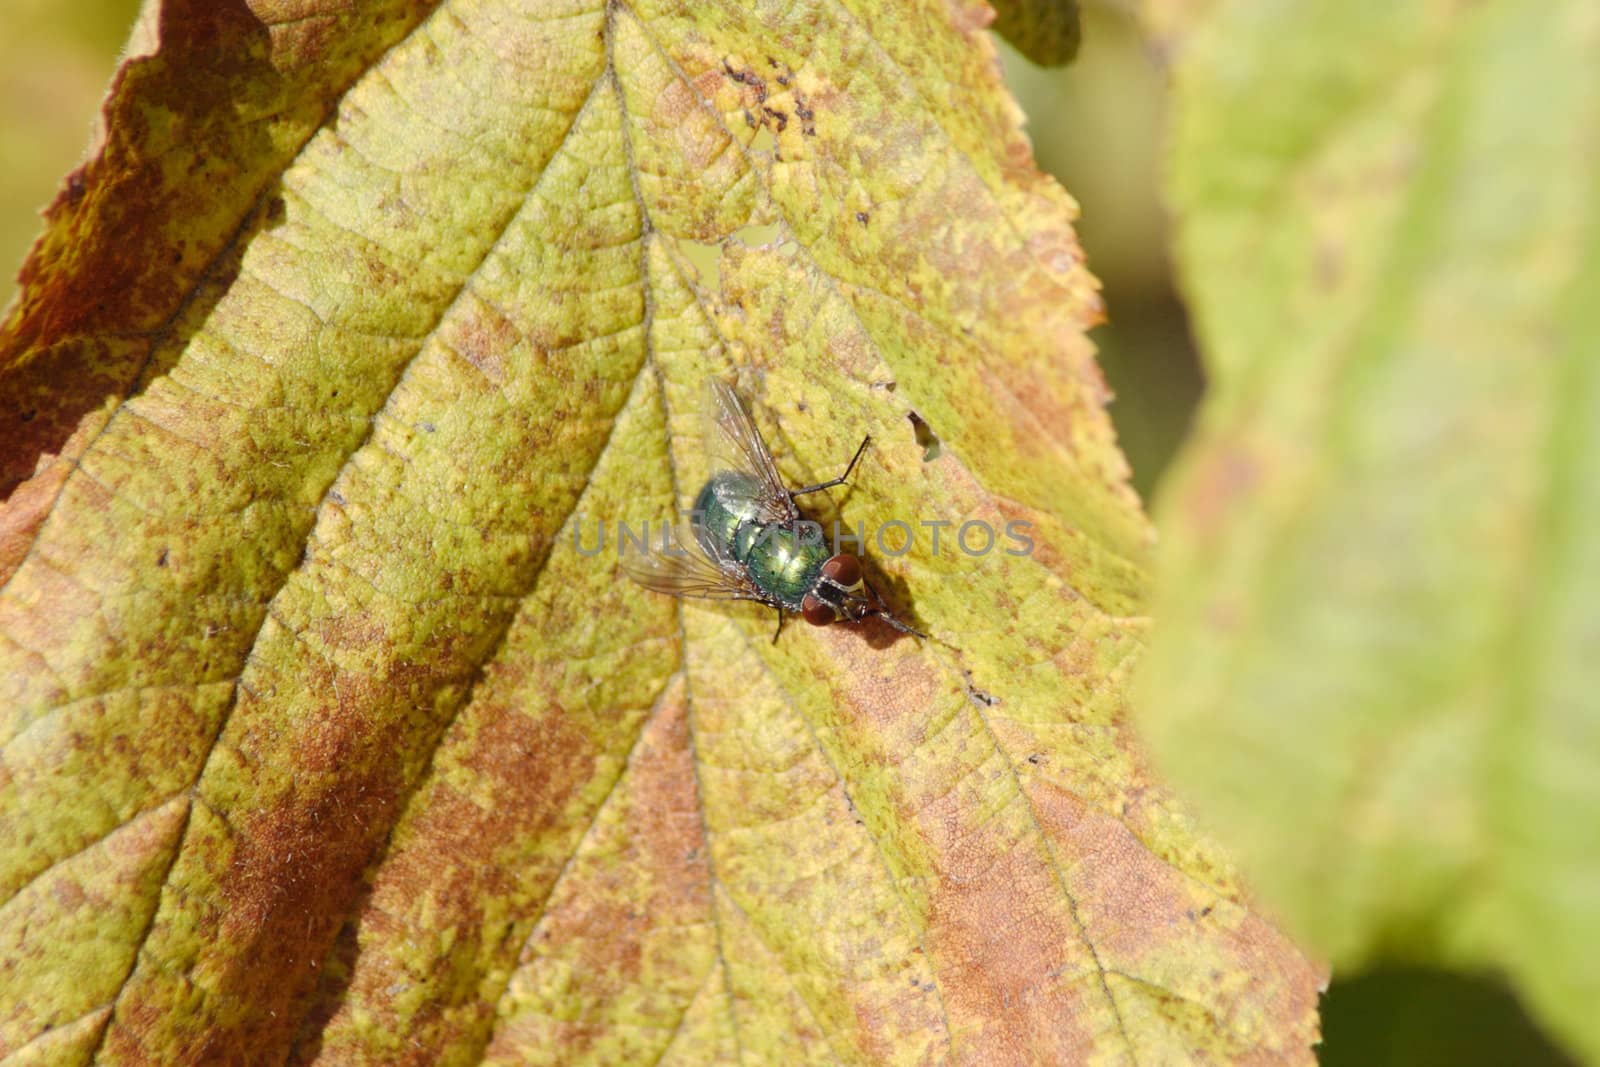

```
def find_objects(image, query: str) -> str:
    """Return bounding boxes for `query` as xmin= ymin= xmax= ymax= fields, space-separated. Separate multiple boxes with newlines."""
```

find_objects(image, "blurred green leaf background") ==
xmin=0 ymin=0 xmax=1586 ymax=1063
xmin=1115 ymin=1 xmax=1595 ymax=1063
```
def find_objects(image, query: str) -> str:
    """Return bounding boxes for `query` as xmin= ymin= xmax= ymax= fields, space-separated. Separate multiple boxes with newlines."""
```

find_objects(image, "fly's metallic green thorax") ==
xmin=693 ymin=472 xmax=828 ymax=610
xmin=623 ymin=379 xmax=923 ymax=641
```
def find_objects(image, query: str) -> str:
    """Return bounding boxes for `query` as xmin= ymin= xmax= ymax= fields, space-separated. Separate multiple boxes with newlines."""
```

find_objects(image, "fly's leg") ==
xmin=771 ymin=607 xmax=785 ymax=644
xmin=790 ymin=435 xmax=872 ymax=500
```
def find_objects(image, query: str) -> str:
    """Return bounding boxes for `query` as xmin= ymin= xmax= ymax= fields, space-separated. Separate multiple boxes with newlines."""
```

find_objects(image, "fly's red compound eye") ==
xmin=820 ymin=554 xmax=862 ymax=587
xmin=801 ymin=594 xmax=836 ymax=626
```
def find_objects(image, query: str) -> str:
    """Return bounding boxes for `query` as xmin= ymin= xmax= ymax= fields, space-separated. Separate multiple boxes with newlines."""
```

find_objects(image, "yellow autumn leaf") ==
xmin=0 ymin=0 xmax=1319 ymax=1063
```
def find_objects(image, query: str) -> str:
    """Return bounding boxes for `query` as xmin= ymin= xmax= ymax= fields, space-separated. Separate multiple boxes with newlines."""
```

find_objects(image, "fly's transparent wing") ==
xmin=706 ymin=378 xmax=797 ymax=524
xmin=621 ymin=523 xmax=770 ymax=603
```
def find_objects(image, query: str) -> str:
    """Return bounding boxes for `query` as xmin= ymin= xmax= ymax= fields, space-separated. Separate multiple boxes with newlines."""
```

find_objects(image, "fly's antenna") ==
xmin=872 ymin=608 xmax=926 ymax=640
xmin=860 ymin=574 xmax=925 ymax=639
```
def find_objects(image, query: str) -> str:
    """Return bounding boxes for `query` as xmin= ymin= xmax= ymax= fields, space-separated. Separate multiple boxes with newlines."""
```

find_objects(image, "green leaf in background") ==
xmin=1139 ymin=0 xmax=1599 ymax=1060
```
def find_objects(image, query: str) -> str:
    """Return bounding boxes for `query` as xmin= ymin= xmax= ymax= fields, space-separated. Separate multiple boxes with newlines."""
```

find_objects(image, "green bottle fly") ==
xmin=625 ymin=380 xmax=921 ymax=641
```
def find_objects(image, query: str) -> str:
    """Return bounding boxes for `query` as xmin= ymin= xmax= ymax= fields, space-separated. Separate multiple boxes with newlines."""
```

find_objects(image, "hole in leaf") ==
xmin=729 ymin=222 xmax=782 ymax=248
xmin=749 ymin=124 xmax=776 ymax=155
xmin=677 ymin=239 xmax=721 ymax=283
xmin=907 ymin=410 xmax=941 ymax=462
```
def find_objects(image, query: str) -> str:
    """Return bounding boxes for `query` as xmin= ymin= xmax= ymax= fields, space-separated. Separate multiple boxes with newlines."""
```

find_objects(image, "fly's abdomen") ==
xmin=692 ymin=472 xmax=761 ymax=559
xmin=693 ymin=470 xmax=826 ymax=609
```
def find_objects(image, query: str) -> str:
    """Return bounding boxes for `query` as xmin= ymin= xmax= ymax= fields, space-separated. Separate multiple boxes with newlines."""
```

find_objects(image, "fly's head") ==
xmin=801 ymin=554 xmax=923 ymax=637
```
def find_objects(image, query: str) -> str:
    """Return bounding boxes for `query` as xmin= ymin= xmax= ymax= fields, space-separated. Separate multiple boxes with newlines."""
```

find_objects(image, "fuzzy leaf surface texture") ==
xmin=0 ymin=0 xmax=1319 ymax=1063
xmin=1141 ymin=1 xmax=1599 ymax=1061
